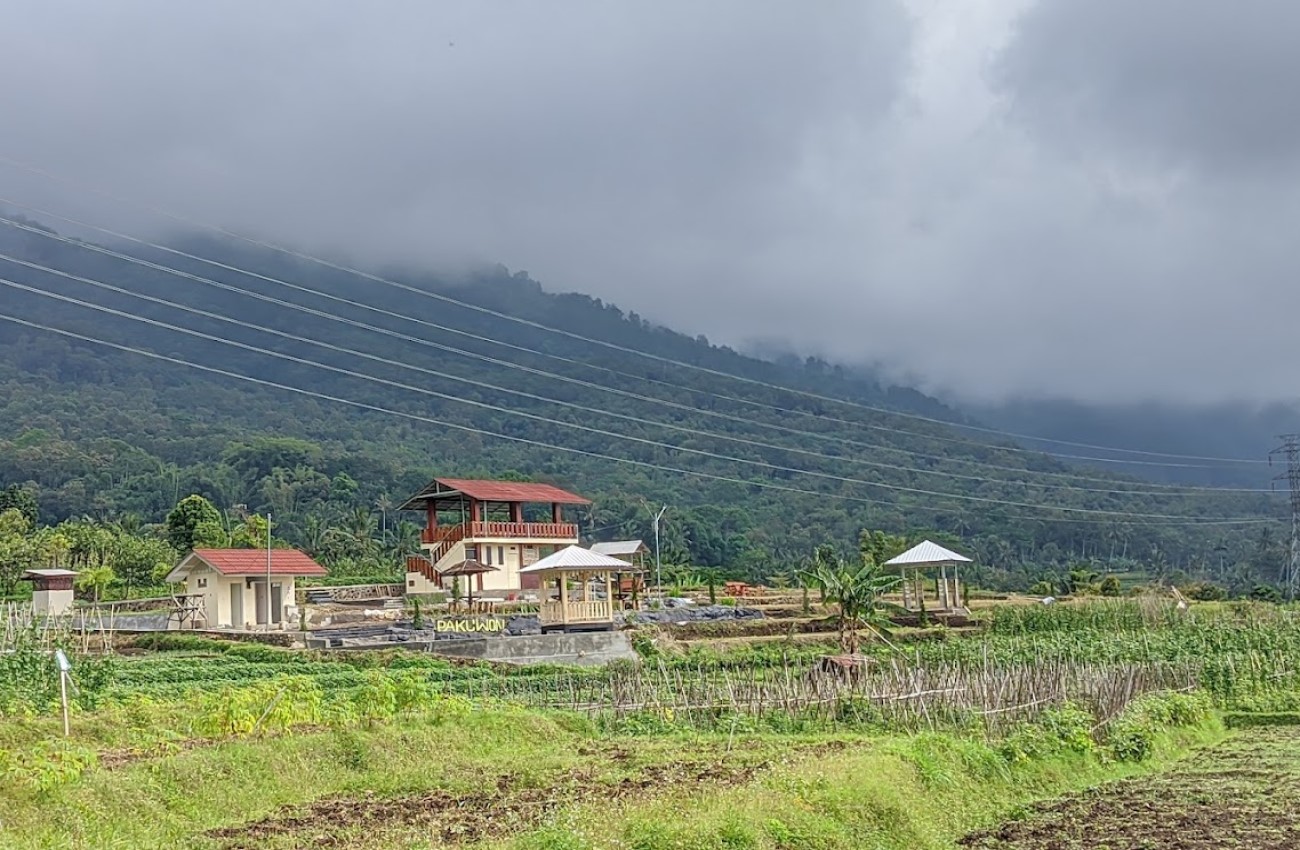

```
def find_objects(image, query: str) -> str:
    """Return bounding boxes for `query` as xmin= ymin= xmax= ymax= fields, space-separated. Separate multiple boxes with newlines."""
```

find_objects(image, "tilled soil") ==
xmin=960 ymin=728 xmax=1300 ymax=850
xmin=208 ymin=754 xmax=769 ymax=849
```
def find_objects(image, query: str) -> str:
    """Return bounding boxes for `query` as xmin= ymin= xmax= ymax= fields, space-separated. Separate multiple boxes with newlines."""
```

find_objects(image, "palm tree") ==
xmin=799 ymin=552 xmax=903 ymax=655
xmin=385 ymin=520 xmax=421 ymax=563
xmin=375 ymin=494 xmax=397 ymax=536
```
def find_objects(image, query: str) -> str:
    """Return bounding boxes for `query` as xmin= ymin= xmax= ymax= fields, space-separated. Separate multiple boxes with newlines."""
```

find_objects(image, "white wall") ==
xmin=184 ymin=567 xmax=295 ymax=628
xmin=32 ymin=588 xmax=74 ymax=616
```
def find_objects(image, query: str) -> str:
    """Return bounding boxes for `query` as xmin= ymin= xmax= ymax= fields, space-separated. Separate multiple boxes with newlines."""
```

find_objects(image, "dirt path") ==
xmin=960 ymin=728 xmax=1300 ymax=850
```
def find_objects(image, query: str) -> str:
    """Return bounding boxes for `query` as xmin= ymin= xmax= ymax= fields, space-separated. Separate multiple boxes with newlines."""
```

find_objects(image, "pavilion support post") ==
xmin=604 ymin=571 xmax=613 ymax=620
xmin=940 ymin=564 xmax=949 ymax=609
xmin=558 ymin=574 xmax=570 ymax=625
xmin=426 ymin=504 xmax=437 ymax=533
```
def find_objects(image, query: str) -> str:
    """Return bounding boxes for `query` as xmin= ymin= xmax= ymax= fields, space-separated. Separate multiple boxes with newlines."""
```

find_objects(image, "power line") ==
xmin=0 ymin=305 xmax=1272 ymax=528
xmin=1269 ymin=435 xmax=1300 ymax=600
xmin=0 ymin=209 xmax=1276 ymax=487
xmin=0 ymin=275 xmax=1274 ymax=525
xmin=0 ymin=168 xmax=1270 ymax=466
xmin=1 ymin=247 xmax=1276 ymax=502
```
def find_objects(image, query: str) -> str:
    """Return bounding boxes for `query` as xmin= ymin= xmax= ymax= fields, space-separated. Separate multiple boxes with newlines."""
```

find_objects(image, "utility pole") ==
xmin=265 ymin=513 xmax=273 ymax=630
xmin=1269 ymin=436 xmax=1300 ymax=600
xmin=652 ymin=504 xmax=668 ymax=601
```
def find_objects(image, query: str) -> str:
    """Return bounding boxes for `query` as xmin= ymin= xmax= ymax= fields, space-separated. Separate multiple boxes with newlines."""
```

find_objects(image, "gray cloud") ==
xmin=995 ymin=0 xmax=1300 ymax=174
xmin=2 ymin=1 xmax=1299 ymax=406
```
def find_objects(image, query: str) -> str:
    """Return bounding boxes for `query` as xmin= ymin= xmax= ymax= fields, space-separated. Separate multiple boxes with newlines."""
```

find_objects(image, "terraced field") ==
xmin=961 ymin=727 xmax=1300 ymax=850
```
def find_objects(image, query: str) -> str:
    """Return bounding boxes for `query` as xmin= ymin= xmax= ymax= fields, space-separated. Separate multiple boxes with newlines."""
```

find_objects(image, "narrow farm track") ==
xmin=960 ymin=727 xmax=1300 ymax=850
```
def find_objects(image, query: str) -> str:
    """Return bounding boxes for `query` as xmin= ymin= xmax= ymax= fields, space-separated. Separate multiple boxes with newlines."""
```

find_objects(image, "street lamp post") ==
xmin=652 ymin=505 xmax=667 ymax=601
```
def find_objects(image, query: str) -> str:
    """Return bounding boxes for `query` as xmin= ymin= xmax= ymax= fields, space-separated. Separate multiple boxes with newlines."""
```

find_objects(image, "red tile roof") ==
xmin=191 ymin=549 xmax=329 ymax=577
xmin=432 ymin=478 xmax=591 ymax=505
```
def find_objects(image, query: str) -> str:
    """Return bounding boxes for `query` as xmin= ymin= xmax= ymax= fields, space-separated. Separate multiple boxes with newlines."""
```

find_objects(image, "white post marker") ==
xmin=54 ymin=648 xmax=71 ymax=737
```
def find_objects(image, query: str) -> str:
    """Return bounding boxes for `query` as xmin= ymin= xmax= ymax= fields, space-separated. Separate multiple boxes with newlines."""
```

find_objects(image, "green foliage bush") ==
xmin=1106 ymin=692 xmax=1212 ymax=762
xmin=0 ymin=739 xmax=98 ymax=794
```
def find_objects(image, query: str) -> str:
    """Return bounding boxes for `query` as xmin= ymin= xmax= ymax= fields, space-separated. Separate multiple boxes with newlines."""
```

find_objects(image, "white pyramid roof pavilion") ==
xmin=884 ymin=540 xmax=971 ymax=567
xmin=519 ymin=545 xmax=631 ymax=573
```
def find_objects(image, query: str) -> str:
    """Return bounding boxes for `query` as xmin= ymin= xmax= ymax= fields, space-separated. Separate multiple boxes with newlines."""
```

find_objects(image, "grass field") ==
xmin=3 ymin=599 xmax=1299 ymax=848
xmin=0 ymin=694 xmax=1224 ymax=850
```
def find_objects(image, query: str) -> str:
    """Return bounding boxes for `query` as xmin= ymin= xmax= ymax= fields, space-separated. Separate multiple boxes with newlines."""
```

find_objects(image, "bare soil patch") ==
xmin=960 ymin=728 xmax=1300 ymax=850
xmin=208 ymin=754 xmax=770 ymax=849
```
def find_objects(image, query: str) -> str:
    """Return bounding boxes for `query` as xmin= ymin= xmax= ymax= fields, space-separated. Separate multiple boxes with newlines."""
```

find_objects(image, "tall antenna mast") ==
xmin=1269 ymin=435 xmax=1300 ymax=600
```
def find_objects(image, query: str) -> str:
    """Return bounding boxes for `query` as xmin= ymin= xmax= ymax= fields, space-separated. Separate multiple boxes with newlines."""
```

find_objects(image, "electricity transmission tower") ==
xmin=1269 ymin=435 xmax=1300 ymax=600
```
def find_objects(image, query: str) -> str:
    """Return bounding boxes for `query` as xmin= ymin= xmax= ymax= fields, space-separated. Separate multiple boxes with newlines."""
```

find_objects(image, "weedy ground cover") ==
xmin=960 ymin=725 xmax=1300 ymax=850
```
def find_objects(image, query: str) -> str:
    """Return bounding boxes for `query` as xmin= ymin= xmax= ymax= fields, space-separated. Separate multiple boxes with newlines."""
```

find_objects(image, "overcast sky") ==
xmin=1 ymin=0 xmax=1297 ymax=405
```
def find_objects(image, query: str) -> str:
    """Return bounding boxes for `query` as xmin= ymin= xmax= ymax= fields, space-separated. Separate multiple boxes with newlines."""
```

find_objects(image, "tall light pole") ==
xmin=652 ymin=505 xmax=668 ymax=600
xmin=265 ymin=513 xmax=273 ymax=630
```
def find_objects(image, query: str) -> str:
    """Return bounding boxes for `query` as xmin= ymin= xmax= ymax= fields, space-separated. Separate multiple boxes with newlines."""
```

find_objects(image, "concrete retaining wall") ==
xmin=427 ymin=631 xmax=636 ymax=666
xmin=316 ymin=630 xmax=637 ymax=667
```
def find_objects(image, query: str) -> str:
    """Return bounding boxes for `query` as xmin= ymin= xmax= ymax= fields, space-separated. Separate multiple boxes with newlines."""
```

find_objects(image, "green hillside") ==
xmin=0 ymin=213 xmax=1284 ymax=591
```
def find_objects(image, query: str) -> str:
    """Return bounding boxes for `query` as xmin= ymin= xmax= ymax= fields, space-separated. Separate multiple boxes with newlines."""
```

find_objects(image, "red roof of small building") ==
xmin=429 ymin=478 xmax=590 ymax=505
xmin=190 ymin=549 xmax=329 ymax=577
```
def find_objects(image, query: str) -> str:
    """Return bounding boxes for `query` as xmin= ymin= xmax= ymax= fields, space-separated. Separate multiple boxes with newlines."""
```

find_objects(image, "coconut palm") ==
xmin=799 ymin=551 xmax=903 ymax=655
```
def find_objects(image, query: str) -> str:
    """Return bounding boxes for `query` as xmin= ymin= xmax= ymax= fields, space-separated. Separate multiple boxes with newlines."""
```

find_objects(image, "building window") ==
xmin=408 ymin=579 xmax=416 ymax=588
xmin=483 ymin=547 xmax=492 ymax=566
xmin=466 ymin=546 xmax=478 ymax=561
xmin=197 ymin=577 xmax=207 ymax=589
xmin=498 ymin=546 xmax=505 ymax=564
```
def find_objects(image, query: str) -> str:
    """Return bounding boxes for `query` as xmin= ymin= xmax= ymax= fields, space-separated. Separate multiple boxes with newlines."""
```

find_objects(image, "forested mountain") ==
xmin=0 ymin=211 xmax=1286 ymax=592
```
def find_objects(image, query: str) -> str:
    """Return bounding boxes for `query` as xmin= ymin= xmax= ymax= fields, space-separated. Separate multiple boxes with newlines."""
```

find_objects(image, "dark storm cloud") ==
xmin=0 ymin=0 xmax=911 ymax=279
xmin=2 ymin=1 xmax=1299 ymax=405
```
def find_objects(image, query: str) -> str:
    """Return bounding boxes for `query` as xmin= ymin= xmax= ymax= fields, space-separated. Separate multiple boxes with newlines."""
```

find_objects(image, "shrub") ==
xmin=1107 ymin=691 xmax=1211 ymax=762
xmin=1 ymin=739 xmax=98 ymax=794
xmin=1184 ymin=582 xmax=1228 ymax=602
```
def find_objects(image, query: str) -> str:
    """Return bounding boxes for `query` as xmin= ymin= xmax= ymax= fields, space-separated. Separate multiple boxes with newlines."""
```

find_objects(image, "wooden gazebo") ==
xmin=884 ymin=540 xmax=971 ymax=614
xmin=519 ymin=546 xmax=628 ymax=632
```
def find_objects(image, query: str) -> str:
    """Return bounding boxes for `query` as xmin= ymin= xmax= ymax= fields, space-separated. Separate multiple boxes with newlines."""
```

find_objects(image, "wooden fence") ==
xmin=441 ymin=657 xmax=1198 ymax=734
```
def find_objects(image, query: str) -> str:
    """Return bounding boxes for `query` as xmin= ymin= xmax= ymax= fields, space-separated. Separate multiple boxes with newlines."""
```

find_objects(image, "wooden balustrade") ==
xmin=421 ymin=522 xmax=578 ymax=546
xmin=539 ymin=599 xmax=612 ymax=625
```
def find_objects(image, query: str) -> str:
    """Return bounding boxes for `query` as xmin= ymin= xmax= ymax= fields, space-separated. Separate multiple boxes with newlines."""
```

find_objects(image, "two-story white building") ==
xmin=401 ymin=477 xmax=589 ymax=597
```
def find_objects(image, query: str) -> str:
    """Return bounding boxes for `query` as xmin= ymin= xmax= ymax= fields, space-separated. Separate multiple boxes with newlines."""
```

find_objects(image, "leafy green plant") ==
xmin=799 ymin=548 xmax=902 ymax=654
xmin=1 ymin=739 xmax=98 ymax=794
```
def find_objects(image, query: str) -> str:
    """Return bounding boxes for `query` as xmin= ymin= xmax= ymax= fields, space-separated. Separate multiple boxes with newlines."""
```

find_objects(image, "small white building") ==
xmin=23 ymin=569 xmax=77 ymax=617
xmin=589 ymin=540 xmax=649 ymax=568
xmin=164 ymin=548 xmax=328 ymax=629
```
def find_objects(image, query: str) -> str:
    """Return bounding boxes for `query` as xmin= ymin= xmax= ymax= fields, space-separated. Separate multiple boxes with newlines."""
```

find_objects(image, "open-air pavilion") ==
xmin=884 ymin=540 xmax=972 ymax=614
xmin=519 ymin=545 xmax=630 ymax=631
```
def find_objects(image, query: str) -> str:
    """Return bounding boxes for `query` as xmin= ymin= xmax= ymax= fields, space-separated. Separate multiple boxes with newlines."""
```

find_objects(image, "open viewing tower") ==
xmin=401 ymin=477 xmax=590 ymax=597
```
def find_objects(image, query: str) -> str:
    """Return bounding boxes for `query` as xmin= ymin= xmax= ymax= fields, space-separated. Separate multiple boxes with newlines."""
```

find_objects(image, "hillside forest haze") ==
xmin=0 ymin=0 xmax=1296 ymax=599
